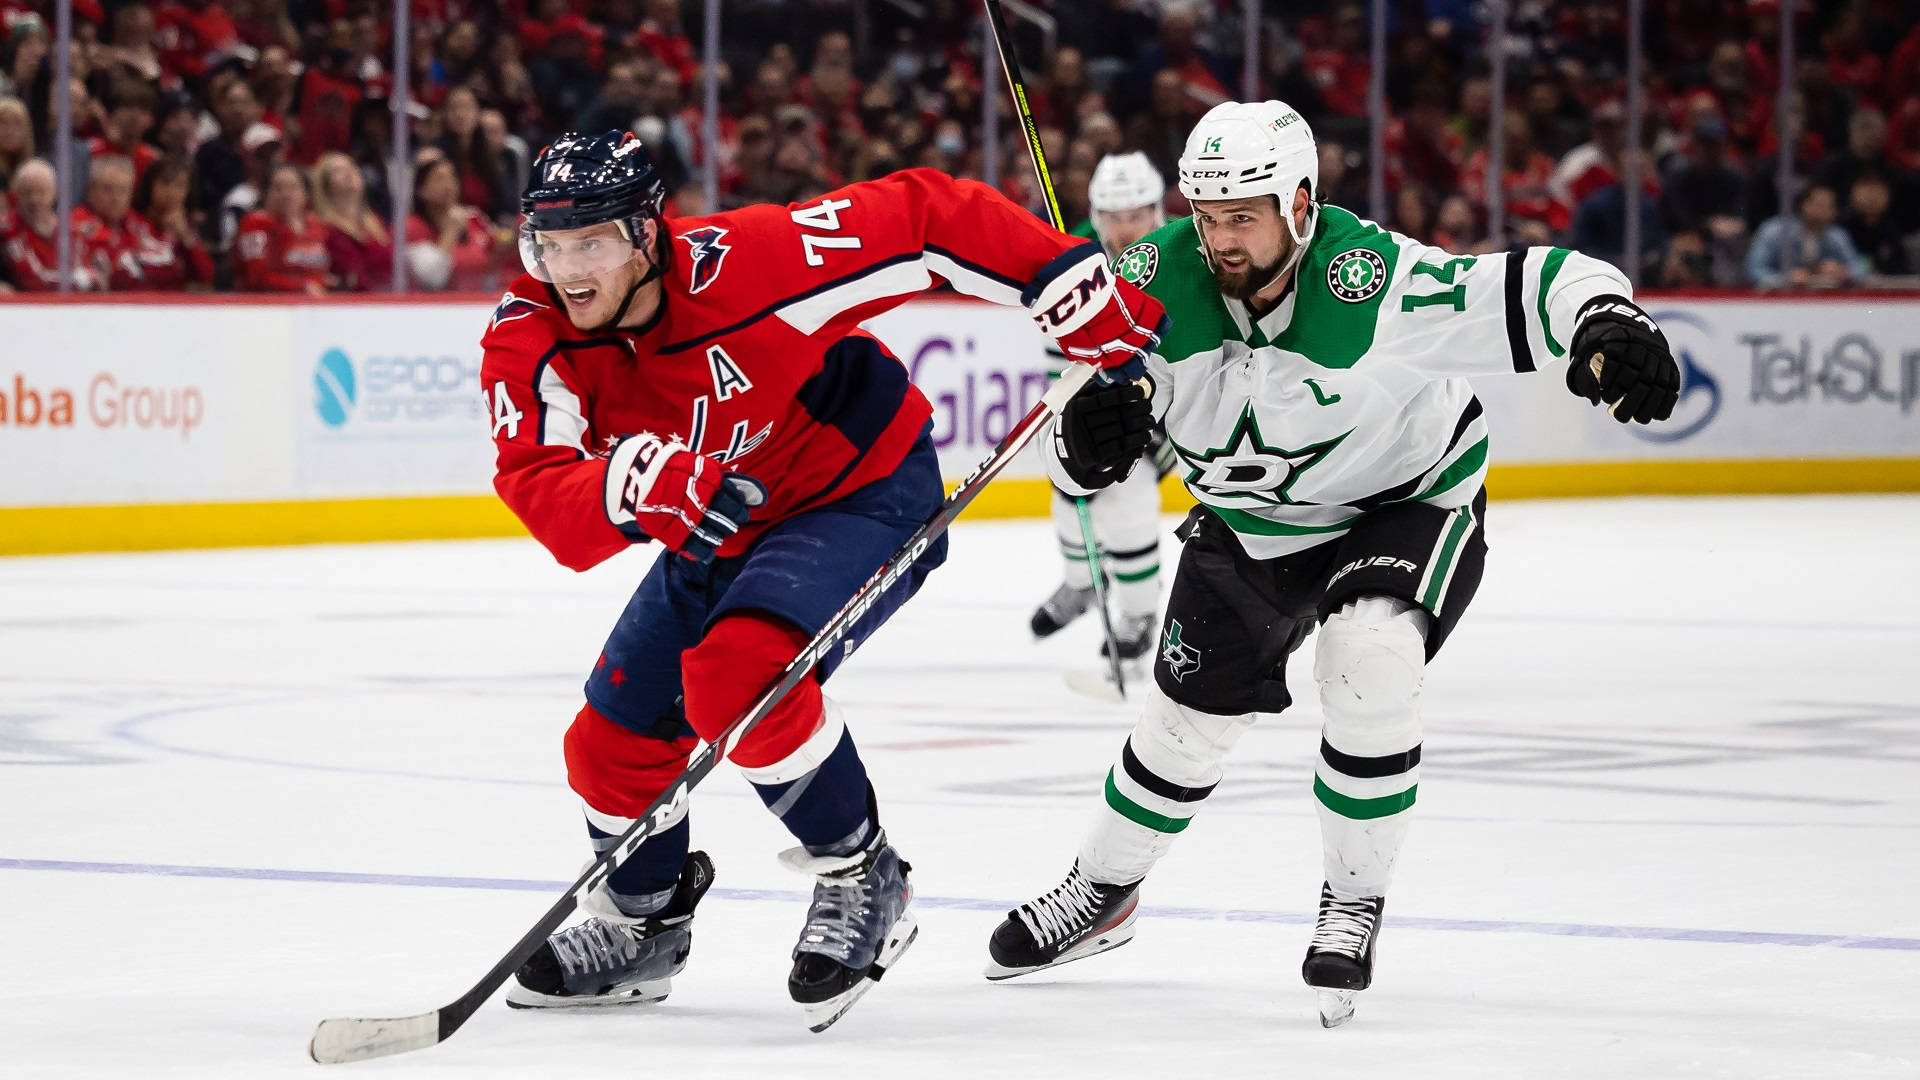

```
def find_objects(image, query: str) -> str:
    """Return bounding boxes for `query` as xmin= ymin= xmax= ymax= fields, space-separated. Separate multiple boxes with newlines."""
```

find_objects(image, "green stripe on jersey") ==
xmin=1407 ymin=437 xmax=1489 ymax=504
xmin=1204 ymin=505 xmax=1358 ymax=537
xmin=1537 ymin=248 xmax=1571 ymax=358
xmin=1105 ymin=769 xmax=1193 ymax=833
xmin=1313 ymin=776 xmax=1418 ymax=820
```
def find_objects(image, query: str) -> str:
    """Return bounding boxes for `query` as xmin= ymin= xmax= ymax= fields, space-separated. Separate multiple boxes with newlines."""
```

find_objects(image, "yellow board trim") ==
xmin=4 ymin=457 xmax=1920 ymax=556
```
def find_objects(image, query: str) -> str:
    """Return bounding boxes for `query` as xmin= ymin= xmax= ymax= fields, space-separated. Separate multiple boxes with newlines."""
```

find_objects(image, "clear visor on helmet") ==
xmin=518 ymin=218 xmax=638 ymax=283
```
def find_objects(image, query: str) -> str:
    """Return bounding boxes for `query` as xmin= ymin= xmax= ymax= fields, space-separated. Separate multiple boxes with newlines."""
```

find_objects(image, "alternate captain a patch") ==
xmin=1327 ymin=248 xmax=1387 ymax=303
xmin=679 ymin=226 xmax=732 ymax=294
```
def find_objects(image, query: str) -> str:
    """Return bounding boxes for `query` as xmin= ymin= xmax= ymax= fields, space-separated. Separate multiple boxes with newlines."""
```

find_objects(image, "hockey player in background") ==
xmin=480 ymin=130 xmax=1163 ymax=1030
xmin=1030 ymin=153 xmax=1178 ymax=670
xmin=987 ymin=102 xmax=1678 ymax=1027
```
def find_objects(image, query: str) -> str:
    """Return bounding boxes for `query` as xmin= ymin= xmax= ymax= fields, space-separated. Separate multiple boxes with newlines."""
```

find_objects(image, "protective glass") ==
xmin=518 ymin=219 xmax=637 ymax=283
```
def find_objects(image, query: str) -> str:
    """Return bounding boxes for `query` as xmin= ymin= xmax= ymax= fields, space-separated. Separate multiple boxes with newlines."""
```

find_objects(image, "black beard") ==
xmin=1211 ymin=253 xmax=1286 ymax=300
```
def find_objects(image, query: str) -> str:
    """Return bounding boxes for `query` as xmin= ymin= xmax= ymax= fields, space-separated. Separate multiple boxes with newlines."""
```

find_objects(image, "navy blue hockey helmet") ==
xmin=518 ymin=129 xmax=667 ymax=282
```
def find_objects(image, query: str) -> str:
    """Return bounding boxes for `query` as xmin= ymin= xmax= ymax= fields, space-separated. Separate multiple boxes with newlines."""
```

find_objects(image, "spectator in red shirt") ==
xmin=3 ymin=159 xmax=99 ymax=291
xmin=155 ymin=0 xmax=241 ymax=81
xmin=72 ymin=155 xmax=195 ymax=290
xmin=1461 ymin=112 xmax=1571 ymax=244
xmin=435 ymin=85 xmax=512 ymax=219
xmin=630 ymin=0 xmax=696 ymax=84
xmin=312 ymin=150 xmax=391 ymax=291
xmin=234 ymin=161 xmax=330 ymax=294
xmin=403 ymin=154 xmax=497 ymax=292
xmin=291 ymin=41 xmax=364 ymax=165
xmin=1304 ymin=5 xmax=1371 ymax=119
xmin=132 ymin=157 xmax=214 ymax=287
xmin=87 ymin=80 xmax=160 ymax=186
xmin=0 ymin=94 xmax=31 ymax=189
xmin=1822 ymin=9 xmax=1882 ymax=109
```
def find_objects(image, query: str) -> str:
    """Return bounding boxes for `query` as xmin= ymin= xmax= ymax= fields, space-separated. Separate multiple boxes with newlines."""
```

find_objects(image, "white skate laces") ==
xmin=549 ymin=919 xmax=646 ymax=980
xmin=1310 ymin=893 xmax=1379 ymax=959
xmin=1016 ymin=867 xmax=1105 ymax=947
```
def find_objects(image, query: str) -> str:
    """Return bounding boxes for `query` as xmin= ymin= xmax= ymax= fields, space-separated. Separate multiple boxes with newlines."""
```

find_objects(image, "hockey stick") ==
xmin=983 ymin=0 xmax=1126 ymax=693
xmin=1072 ymin=495 xmax=1127 ymax=694
xmin=307 ymin=360 xmax=1098 ymax=1065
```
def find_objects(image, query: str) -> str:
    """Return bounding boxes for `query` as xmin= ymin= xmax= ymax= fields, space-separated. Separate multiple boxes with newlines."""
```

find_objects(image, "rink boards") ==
xmin=1 ymin=293 xmax=1916 ymax=554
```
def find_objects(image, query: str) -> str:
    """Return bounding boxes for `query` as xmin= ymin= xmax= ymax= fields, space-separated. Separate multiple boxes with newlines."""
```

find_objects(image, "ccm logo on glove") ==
xmin=1023 ymin=242 xmax=1169 ymax=368
xmin=603 ymin=433 xmax=756 ymax=564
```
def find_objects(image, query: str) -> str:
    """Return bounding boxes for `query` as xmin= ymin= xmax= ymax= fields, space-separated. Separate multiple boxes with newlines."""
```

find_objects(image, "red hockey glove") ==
xmin=603 ymin=433 xmax=759 ymax=564
xmin=1023 ymin=242 xmax=1168 ymax=369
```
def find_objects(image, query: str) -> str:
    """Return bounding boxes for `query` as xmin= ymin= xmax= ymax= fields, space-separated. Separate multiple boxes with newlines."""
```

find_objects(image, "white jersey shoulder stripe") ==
xmin=534 ymin=355 xmax=590 ymax=455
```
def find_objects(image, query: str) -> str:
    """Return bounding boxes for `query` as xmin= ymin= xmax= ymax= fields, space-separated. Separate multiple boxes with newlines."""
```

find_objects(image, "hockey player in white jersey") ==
xmin=987 ymin=101 xmax=1679 ymax=1027
xmin=1030 ymin=153 xmax=1178 ymax=666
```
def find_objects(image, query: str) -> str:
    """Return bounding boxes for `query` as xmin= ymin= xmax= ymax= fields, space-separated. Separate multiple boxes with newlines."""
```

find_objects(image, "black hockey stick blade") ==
xmin=307 ymin=362 xmax=1098 ymax=1065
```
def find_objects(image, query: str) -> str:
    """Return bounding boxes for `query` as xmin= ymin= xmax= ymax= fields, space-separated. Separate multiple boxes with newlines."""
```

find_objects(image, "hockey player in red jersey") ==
xmin=482 ymin=130 xmax=1164 ymax=1030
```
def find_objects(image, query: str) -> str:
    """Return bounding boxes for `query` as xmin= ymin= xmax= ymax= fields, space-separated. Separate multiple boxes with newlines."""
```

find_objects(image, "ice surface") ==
xmin=3 ymin=496 xmax=1917 ymax=1078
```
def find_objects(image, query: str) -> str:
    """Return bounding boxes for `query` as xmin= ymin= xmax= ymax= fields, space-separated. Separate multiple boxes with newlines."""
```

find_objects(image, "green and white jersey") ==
xmin=1050 ymin=204 xmax=1630 ymax=559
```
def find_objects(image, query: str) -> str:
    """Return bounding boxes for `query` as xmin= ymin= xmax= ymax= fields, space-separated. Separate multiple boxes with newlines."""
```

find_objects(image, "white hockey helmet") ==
xmin=1178 ymin=100 xmax=1320 ymax=281
xmin=1087 ymin=151 xmax=1166 ymax=213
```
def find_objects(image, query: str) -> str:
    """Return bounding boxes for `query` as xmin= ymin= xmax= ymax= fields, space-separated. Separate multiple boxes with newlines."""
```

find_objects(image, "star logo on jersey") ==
xmin=678 ymin=226 xmax=731 ymax=294
xmin=1160 ymin=620 xmax=1201 ymax=682
xmin=1115 ymin=241 xmax=1158 ymax=287
xmin=1171 ymin=404 xmax=1351 ymax=506
xmin=1327 ymin=248 xmax=1387 ymax=303
xmin=489 ymin=290 xmax=548 ymax=331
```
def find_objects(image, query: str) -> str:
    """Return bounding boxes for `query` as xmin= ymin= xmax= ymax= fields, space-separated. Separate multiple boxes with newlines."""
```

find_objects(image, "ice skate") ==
xmin=784 ymin=831 xmax=917 ymax=1033
xmin=505 ymin=851 xmax=714 ymax=1009
xmin=1100 ymin=611 xmax=1158 ymax=662
xmin=1301 ymin=882 xmax=1385 ymax=1029
xmin=1030 ymin=582 xmax=1094 ymax=637
xmin=985 ymin=861 xmax=1140 ymax=980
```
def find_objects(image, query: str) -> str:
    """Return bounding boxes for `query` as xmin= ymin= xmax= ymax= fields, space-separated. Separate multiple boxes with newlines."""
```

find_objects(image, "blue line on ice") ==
xmin=4 ymin=856 xmax=1915 ymax=952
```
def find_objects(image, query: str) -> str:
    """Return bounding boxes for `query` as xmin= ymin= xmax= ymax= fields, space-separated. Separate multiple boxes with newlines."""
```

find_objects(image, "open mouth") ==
xmin=561 ymin=285 xmax=598 ymax=309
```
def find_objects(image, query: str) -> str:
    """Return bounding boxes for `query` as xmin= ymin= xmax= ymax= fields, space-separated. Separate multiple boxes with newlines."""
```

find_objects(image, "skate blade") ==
xmin=1315 ymin=988 xmax=1357 ymax=1029
xmin=504 ymin=978 xmax=672 ymax=1010
xmin=1063 ymin=669 xmax=1126 ymax=702
xmin=982 ymin=911 xmax=1139 ymax=982
xmin=801 ymin=910 xmax=920 ymax=1034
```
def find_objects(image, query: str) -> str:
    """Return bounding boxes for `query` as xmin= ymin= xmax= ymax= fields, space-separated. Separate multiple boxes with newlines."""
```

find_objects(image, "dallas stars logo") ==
xmin=1170 ymin=404 xmax=1350 ymax=505
xmin=1115 ymin=242 xmax=1158 ymax=287
xmin=1327 ymin=248 xmax=1387 ymax=303
xmin=1161 ymin=620 xmax=1201 ymax=682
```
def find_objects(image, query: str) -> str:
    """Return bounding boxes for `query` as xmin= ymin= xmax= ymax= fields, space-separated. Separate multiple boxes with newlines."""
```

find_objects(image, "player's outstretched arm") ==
xmin=789 ymin=169 xmax=1166 ymax=373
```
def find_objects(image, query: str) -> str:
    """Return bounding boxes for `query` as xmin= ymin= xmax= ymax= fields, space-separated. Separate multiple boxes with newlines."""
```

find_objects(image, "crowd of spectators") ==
xmin=0 ymin=0 xmax=1915 ymax=295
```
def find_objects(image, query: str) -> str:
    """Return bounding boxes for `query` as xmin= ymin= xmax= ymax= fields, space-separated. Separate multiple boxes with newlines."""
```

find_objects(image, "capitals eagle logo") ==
xmin=679 ymin=226 xmax=732 ymax=294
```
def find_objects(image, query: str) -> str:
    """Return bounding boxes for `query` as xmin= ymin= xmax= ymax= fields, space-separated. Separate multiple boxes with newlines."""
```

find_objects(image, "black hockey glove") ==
xmin=1053 ymin=377 xmax=1154 ymax=491
xmin=1565 ymin=294 xmax=1679 ymax=425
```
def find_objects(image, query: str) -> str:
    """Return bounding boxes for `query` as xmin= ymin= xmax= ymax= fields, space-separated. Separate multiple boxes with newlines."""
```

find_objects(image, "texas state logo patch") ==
xmin=1115 ymin=241 xmax=1158 ymax=288
xmin=1327 ymin=248 xmax=1388 ymax=303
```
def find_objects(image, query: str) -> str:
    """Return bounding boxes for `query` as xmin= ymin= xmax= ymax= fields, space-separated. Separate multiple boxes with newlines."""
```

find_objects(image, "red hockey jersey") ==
xmin=481 ymin=168 xmax=1082 ymax=572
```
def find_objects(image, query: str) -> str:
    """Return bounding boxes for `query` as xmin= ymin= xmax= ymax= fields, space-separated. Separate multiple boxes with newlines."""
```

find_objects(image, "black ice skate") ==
xmin=784 ymin=831 xmax=918 ymax=1033
xmin=1301 ymin=882 xmax=1386 ymax=1029
xmin=505 ymin=850 xmax=714 ymax=1009
xmin=1030 ymin=582 xmax=1094 ymax=637
xmin=1100 ymin=611 xmax=1159 ymax=662
xmin=984 ymin=861 xmax=1140 ymax=980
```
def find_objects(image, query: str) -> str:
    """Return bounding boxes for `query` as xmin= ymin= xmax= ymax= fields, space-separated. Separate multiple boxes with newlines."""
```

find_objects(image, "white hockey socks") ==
xmin=1312 ymin=596 xmax=1429 ymax=898
xmin=1077 ymin=687 xmax=1254 ymax=885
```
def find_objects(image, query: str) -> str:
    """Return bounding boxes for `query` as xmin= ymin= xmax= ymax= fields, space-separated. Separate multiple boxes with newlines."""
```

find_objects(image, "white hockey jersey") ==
xmin=1048 ymin=205 xmax=1631 ymax=558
